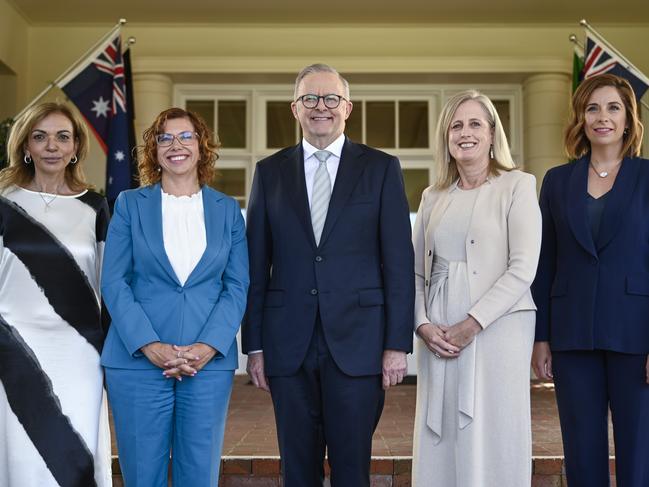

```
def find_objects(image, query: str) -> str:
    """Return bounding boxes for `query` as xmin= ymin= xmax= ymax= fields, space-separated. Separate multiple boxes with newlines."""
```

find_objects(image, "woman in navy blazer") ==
xmin=532 ymin=74 xmax=648 ymax=487
xmin=101 ymin=108 xmax=249 ymax=486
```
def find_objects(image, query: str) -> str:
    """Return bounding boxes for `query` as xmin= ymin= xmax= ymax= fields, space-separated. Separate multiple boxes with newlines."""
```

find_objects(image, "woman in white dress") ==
xmin=412 ymin=90 xmax=541 ymax=486
xmin=0 ymin=102 xmax=111 ymax=486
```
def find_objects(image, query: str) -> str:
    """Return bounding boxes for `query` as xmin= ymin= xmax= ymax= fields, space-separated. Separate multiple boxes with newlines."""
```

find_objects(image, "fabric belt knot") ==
xmin=311 ymin=150 xmax=333 ymax=245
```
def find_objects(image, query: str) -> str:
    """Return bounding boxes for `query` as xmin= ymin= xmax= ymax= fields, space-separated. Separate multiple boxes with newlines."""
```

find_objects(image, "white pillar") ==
xmin=523 ymin=73 xmax=572 ymax=189
xmin=132 ymin=74 xmax=173 ymax=144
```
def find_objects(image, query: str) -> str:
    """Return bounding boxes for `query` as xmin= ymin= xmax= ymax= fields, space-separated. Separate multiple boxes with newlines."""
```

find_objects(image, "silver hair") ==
xmin=293 ymin=63 xmax=350 ymax=100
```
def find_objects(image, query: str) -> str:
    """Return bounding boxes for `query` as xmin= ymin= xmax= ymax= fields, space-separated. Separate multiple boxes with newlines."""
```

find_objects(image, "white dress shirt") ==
xmin=161 ymin=189 xmax=206 ymax=286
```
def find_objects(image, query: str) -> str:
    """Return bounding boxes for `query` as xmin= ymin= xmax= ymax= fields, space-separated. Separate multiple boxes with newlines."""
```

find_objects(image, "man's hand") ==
xmin=247 ymin=352 xmax=270 ymax=392
xmin=531 ymin=341 xmax=553 ymax=380
xmin=382 ymin=349 xmax=407 ymax=390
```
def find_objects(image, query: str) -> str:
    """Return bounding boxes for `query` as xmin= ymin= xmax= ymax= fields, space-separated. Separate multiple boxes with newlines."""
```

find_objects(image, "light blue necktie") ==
xmin=310 ymin=150 xmax=333 ymax=245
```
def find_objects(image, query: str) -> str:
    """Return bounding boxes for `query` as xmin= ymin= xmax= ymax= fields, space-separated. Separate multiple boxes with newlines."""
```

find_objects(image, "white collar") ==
xmin=302 ymin=133 xmax=346 ymax=161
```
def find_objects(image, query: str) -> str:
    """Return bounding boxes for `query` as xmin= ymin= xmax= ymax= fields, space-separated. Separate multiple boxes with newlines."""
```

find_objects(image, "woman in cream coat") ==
xmin=412 ymin=90 xmax=541 ymax=486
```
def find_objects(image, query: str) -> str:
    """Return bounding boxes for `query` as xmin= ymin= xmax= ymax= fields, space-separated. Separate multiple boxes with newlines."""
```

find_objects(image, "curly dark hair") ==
xmin=138 ymin=107 xmax=219 ymax=186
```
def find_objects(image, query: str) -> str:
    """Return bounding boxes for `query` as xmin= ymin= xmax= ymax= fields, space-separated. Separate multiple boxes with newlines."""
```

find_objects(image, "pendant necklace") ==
xmin=590 ymin=159 xmax=621 ymax=179
xmin=35 ymin=182 xmax=62 ymax=212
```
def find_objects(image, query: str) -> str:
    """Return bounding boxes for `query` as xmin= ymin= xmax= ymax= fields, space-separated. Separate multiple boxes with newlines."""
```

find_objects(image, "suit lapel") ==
xmin=597 ymin=156 xmax=640 ymax=251
xmin=136 ymin=184 xmax=181 ymax=285
xmin=185 ymin=187 xmax=226 ymax=285
xmin=280 ymin=144 xmax=316 ymax=248
xmin=318 ymin=139 xmax=366 ymax=247
xmin=566 ymin=157 xmax=597 ymax=257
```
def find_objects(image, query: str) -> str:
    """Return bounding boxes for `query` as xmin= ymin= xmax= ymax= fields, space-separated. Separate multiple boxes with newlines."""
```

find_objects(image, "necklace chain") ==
xmin=590 ymin=159 xmax=621 ymax=179
xmin=34 ymin=182 xmax=63 ymax=211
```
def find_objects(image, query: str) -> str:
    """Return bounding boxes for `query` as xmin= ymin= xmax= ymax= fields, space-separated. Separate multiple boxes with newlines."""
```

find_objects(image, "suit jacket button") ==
xmin=310 ymin=289 xmax=318 ymax=295
xmin=315 ymin=256 xmax=323 ymax=262
xmin=472 ymin=271 xmax=477 ymax=275
xmin=470 ymin=239 xmax=475 ymax=244
xmin=425 ymin=280 xmax=429 ymax=286
xmin=427 ymin=250 xmax=432 ymax=256
xmin=176 ymin=286 xmax=183 ymax=293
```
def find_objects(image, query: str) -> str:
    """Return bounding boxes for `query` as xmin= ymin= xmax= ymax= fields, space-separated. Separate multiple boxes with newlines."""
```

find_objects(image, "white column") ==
xmin=132 ymin=74 xmax=173 ymax=144
xmin=523 ymin=73 xmax=572 ymax=189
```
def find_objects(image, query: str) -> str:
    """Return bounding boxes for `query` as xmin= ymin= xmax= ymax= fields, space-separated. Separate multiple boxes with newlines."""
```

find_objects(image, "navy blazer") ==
xmin=101 ymin=184 xmax=249 ymax=370
xmin=242 ymin=138 xmax=415 ymax=377
xmin=533 ymin=155 xmax=649 ymax=353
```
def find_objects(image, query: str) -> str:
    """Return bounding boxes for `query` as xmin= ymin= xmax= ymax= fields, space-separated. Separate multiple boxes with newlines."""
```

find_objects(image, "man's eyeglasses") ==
xmin=155 ymin=131 xmax=198 ymax=147
xmin=296 ymin=94 xmax=348 ymax=109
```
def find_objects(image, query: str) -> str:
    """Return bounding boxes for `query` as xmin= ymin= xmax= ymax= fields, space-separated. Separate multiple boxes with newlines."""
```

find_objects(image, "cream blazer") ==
xmin=413 ymin=169 xmax=542 ymax=329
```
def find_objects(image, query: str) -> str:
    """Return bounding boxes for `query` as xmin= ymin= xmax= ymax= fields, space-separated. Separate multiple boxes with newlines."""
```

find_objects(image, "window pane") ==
xmin=267 ymin=101 xmax=295 ymax=148
xmin=402 ymin=169 xmax=429 ymax=212
xmin=366 ymin=101 xmax=395 ymax=148
xmin=211 ymin=168 xmax=246 ymax=208
xmin=493 ymin=100 xmax=511 ymax=142
xmin=218 ymin=101 xmax=246 ymax=149
xmin=399 ymin=101 xmax=428 ymax=148
xmin=186 ymin=100 xmax=215 ymax=134
xmin=346 ymin=103 xmax=363 ymax=143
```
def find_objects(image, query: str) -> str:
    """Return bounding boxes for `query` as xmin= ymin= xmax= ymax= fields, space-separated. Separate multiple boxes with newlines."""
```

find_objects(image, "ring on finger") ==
xmin=177 ymin=351 xmax=182 ymax=358
xmin=433 ymin=351 xmax=441 ymax=359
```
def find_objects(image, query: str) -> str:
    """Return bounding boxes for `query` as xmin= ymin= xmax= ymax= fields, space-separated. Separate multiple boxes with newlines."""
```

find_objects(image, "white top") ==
xmin=302 ymin=133 xmax=345 ymax=205
xmin=161 ymin=189 xmax=206 ymax=286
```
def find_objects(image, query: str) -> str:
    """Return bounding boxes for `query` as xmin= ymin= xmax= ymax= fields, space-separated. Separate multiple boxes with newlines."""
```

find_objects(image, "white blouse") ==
xmin=161 ymin=189 xmax=206 ymax=286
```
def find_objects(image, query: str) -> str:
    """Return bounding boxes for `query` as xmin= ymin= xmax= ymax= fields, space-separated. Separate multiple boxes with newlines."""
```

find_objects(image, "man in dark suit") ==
xmin=242 ymin=63 xmax=414 ymax=486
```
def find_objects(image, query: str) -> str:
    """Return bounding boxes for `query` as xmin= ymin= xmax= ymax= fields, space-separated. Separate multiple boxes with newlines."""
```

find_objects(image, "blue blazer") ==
xmin=532 ymin=155 xmax=649 ymax=353
xmin=241 ymin=138 xmax=415 ymax=377
xmin=100 ymin=184 xmax=249 ymax=370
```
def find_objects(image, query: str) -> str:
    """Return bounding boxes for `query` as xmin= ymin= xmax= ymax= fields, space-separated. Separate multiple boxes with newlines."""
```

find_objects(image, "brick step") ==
xmin=110 ymin=455 xmax=618 ymax=486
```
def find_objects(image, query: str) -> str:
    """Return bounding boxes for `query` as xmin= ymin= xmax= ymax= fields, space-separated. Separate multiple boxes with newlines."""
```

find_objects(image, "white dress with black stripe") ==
xmin=0 ymin=186 xmax=111 ymax=487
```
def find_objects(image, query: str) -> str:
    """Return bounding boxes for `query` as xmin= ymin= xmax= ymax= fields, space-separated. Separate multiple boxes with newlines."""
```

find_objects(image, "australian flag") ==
xmin=57 ymin=32 xmax=133 ymax=204
xmin=583 ymin=32 xmax=649 ymax=100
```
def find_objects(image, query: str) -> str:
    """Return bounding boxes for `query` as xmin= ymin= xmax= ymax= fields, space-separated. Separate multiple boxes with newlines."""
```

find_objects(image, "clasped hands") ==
xmin=140 ymin=342 xmax=218 ymax=380
xmin=417 ymin=316 xmax=482 ymax=359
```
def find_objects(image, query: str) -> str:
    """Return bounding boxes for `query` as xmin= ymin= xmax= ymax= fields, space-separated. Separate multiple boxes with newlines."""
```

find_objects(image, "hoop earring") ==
xmin=24 ymin=155 xmax=33 ymax=164
xmin=489 ymin=145 xmax=494 ymax=160
xmin=69 ymin=155 xmax=78 ymax=164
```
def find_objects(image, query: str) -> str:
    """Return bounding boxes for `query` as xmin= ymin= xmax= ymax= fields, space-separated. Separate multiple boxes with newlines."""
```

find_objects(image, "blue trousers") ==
xmin=105 ymin=367 xmax=234 ymax=487
xmin=553 ymin=350 xmax=649 ymax=487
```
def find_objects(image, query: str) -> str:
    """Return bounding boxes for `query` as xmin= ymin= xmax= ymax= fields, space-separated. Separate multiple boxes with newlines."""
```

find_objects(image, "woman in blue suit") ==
xmin=532 ymin=74 xmax=648 ymax=487
xmin=101 ymin=107 xmax=249 ymax=486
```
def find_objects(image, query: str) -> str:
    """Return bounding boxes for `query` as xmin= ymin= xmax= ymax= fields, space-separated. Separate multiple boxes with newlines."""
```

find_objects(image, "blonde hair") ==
xmin=1 ymin=102 xmax=90 ymax=191
xmin=433 ymin=90 xmax=516 ymax=189
xmin=138 ymin=107 xmax=219 ymax=187
xmin=565 ymin=73 xmax=643 ymax=159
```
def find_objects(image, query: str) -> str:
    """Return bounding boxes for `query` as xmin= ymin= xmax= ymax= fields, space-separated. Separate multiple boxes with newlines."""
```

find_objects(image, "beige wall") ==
xmin=0 ymin=0 xmax=29 ymax=116
xmin=2 ymin=15 xmax=648 ymax=188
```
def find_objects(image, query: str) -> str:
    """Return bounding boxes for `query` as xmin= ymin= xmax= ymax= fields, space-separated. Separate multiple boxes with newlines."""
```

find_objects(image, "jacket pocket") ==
xmin=626 ymin=275 xmax=649 ymax=296
xmin=264 ymin=290 xmax=285 ymax=307
xmin=359 ymin=288 xmax=384 ymax=307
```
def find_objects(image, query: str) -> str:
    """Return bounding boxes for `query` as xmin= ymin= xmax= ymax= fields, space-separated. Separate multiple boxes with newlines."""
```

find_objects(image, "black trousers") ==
xmin=553 ymin=350 xmax=649 ymax=487
xmin=268 ymin=316 xmax=384 ymax=487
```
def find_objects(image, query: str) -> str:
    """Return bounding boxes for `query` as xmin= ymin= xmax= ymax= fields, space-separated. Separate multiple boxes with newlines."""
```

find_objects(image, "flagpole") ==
xmin=579 ymin=19 xmax=649 ymax=111
xmin=14 ymin=19 xmax=127 ymax=121
xmin=568 ymin=34 xmax=584 ymax=52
